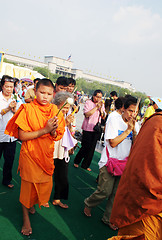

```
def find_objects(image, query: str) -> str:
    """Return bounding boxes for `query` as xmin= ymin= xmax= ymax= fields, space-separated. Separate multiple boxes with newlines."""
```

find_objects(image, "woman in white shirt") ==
xmin=0 ymin=75 xmax=22 ymax=188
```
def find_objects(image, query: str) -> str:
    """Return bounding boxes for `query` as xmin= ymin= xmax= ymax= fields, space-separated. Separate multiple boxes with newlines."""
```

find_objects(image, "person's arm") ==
xmin=109 ymin=118 xmax=136 ymax=148
xmin=84 ymin=101 xmax=103 ymax=118
xmin=0 ymin=101 xmax=17 ymax=116
xmin=18 ymin=117 xmax=58 ymax=141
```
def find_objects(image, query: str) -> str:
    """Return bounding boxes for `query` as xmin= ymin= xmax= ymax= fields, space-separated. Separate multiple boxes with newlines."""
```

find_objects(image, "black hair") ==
xmin=56 ymin=77 xmax=69 ymax=87
xmin=115 ymin=97 xmax=126 ymax=110
xmin=36 ymin=78 xmax=54 ymax=90
xmin=110 ymin=91 xmax=117 ymax=97
xmin=13 ymin=78 xmax=19 ymax=88
xmin=93 ymin=89 xmax=103 ymax=97
xmin=155 ymin=109 xmax=162 ymax=112
xmin=125 ymin=94 xmax=132 ymax=99
xmin=0 ymin=75 xmax=14 ymax=87
xmin=105 ymin=98 xmax=113 ymax=109
xmin=34 ymin=78 xmax=41 ymax=84
xmin=68 ymin=77 xmax=76 ymax=86
xmin=124 ymin=96 xmax=137 ymax=109
xmin=91 ymin=89 xmax=103 ymax=102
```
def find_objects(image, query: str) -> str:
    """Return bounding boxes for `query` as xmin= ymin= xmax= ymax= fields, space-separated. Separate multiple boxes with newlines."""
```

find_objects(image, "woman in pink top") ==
xmin=74 ymin=90 xmax=105 ymax=171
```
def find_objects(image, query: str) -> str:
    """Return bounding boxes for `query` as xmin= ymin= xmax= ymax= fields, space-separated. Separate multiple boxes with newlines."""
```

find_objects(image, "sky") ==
xmin=1 ymin=0 xmax=162 ymax=96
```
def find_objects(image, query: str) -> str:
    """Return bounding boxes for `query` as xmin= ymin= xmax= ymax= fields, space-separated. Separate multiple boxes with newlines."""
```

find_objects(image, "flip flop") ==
xmin=52 ymin=201 xmax=69 ymax=209
xmin=74 ymin=164 xmax=79 ymax=168
xmin=7 ymin=184 xmax=14 ymax=188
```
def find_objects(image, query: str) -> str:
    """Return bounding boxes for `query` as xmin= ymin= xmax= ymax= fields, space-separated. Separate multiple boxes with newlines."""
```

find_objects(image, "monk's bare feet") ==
xmin=21 ymin=226 xmax=32 ymax=236
xmin=43 ymin=202 xmax=50 ymax=208
xmin=84 ymin=206 xmax=91 ymax=217
xmin=29 ymin=206 xmax=35 ymax=214
xmin=21 ymin=204 xmax=32 ymax=236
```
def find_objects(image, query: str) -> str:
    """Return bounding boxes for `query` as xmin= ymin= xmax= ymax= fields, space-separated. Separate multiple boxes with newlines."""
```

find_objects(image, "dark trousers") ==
xmin=74 ymin=130 xmax=99 ymax=169
xmin=53 ymin=158 xmax=69 ymax=200
xmin=0 ymin=141 xmax=16 ymax=186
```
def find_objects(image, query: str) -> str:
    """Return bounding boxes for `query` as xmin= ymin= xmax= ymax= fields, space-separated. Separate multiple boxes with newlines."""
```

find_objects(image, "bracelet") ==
xmin=2 ymin=109 xmax=6 ymax=114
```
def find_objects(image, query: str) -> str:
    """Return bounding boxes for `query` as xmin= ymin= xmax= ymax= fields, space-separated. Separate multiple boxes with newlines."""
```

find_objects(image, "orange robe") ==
xmin=109 ymin=113 xmax=162 ymax=239
xmin=5 ymin=99 xmax=65 ymax=207
xmin=107 ymin=235 xmax=145 ymax=240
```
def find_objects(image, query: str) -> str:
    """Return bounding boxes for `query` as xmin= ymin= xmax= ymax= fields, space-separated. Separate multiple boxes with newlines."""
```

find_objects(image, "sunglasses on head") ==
xmin=5 ymin=78 xmax=15 ymax=82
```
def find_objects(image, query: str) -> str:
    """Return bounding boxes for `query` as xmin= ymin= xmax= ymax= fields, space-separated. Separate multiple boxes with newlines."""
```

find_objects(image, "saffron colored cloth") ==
xmin=117 ymin=213 xmax=162 ymax=240
xmin=110 ymin=112 xmax=162 ymax=228
xmin=5 ymin=99 xmax=65 ymax=181
xmin=107 ymin=234 xmax=145 ymax=239
xmin=20 ymin=178 xmax=53 ymax=208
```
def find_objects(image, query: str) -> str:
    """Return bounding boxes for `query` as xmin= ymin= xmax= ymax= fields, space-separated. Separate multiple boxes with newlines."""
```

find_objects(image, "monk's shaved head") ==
xmin=36 ymin=78 xmax=54 ymax=91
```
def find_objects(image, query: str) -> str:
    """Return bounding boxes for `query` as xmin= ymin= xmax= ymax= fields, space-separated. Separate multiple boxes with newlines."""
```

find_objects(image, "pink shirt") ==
xmin=82 ymin=99 xmax=104 ymax=132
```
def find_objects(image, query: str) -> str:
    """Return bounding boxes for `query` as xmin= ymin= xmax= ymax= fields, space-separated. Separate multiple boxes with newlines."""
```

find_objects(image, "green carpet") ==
xmin=0 ymin=142 xmax=117 ymax=240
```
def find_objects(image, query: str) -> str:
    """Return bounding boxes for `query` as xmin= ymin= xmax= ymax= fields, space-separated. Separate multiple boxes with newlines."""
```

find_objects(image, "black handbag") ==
xmin=93 ymin=111 xmax=102 ymax=133
xmin=93 ymin=122 xmax=102 ymax=133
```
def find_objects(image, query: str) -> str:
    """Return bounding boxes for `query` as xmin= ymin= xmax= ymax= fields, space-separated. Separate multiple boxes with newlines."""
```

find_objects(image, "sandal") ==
xmin=52 ymin=201 xmax=68 ymax=209
xmin=74 ymin=164 xmax=79 ymax=168
xmin=7 ymin=184 xmax=14 ymax=188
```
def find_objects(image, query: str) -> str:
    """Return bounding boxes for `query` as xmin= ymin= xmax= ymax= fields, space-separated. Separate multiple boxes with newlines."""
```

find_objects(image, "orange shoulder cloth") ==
xmin=5 ymin=100 xmax=65 ymax=176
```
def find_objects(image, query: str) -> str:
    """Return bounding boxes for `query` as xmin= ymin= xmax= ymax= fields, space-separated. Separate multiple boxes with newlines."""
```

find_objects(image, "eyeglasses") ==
xmin=5 ymin=78 xmax=15 ymax=82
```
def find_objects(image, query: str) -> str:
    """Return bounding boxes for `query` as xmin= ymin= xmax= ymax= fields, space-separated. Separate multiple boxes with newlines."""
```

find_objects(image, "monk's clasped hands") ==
xmin=45 ymin=116 xmax=58 ymax=134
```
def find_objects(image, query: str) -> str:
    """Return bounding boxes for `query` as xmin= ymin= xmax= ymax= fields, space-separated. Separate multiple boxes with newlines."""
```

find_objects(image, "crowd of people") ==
xmin=0 ymin=74 xmax=161 ymax=239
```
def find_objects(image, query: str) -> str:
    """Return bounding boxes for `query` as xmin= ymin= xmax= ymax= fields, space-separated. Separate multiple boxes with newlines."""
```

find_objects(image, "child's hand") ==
xmin=44 ymin=116 xmax=58 ymax=134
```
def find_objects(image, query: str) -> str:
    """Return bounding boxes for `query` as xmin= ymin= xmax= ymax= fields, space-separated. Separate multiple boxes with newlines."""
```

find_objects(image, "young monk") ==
xmin=5 ymin=79 xmax=65 ymax=236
